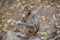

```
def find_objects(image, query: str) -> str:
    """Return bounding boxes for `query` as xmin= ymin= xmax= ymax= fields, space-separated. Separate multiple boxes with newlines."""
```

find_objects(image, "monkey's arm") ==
xmin=16 ymin=21 xmax=35 ymax=27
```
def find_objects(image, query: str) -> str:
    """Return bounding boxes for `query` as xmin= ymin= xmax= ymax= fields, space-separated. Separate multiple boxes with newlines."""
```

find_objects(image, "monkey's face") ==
xmin=23 ymin=10 xmax=29 ymax=16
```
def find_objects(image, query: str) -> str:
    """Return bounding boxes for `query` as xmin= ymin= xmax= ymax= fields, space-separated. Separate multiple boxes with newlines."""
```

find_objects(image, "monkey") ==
xmin=16 ymin=5 xmax=39 ymax=37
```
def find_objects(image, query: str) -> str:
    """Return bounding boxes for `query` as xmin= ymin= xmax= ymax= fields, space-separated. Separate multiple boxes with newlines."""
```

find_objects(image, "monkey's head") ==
xmin=22 ymin=5 xmax=31 ymax=16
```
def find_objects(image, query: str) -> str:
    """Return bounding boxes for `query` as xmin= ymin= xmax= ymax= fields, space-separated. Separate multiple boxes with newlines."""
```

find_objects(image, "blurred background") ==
xmin=0 ymin=0 xmax=60 ymax=40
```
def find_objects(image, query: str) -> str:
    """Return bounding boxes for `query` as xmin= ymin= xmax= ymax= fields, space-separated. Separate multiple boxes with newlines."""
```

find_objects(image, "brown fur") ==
xmin=23 ymin=24 xmax=39 ymax=36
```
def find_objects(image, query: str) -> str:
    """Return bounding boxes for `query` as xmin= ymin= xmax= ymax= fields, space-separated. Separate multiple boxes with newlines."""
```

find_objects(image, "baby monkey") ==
xmin=16 ymin=5 xmax=39 ymax=37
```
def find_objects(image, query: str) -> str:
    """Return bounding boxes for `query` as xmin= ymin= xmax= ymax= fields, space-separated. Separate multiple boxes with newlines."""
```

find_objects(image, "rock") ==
xmin=2 ymin=30 xmax=20 ymax=40
xmin=29 ymin=37 xmax=40 ymax=40
xmin=2 ymin=30 xmax=33 ymax=40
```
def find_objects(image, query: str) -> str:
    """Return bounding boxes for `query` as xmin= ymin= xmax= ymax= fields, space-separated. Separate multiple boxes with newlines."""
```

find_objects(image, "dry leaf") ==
xmin=7 ymin=19 xmax=13 ymax=23
xmin=44 ymin=5 xmax=51 ymax=10
xmin=10 ymin=20 xmax=16 ymax=26
xmin=41 ymin=16 xmax=46 ymax=21
xmin=37 ymin=32 xmax=47 ymax=35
